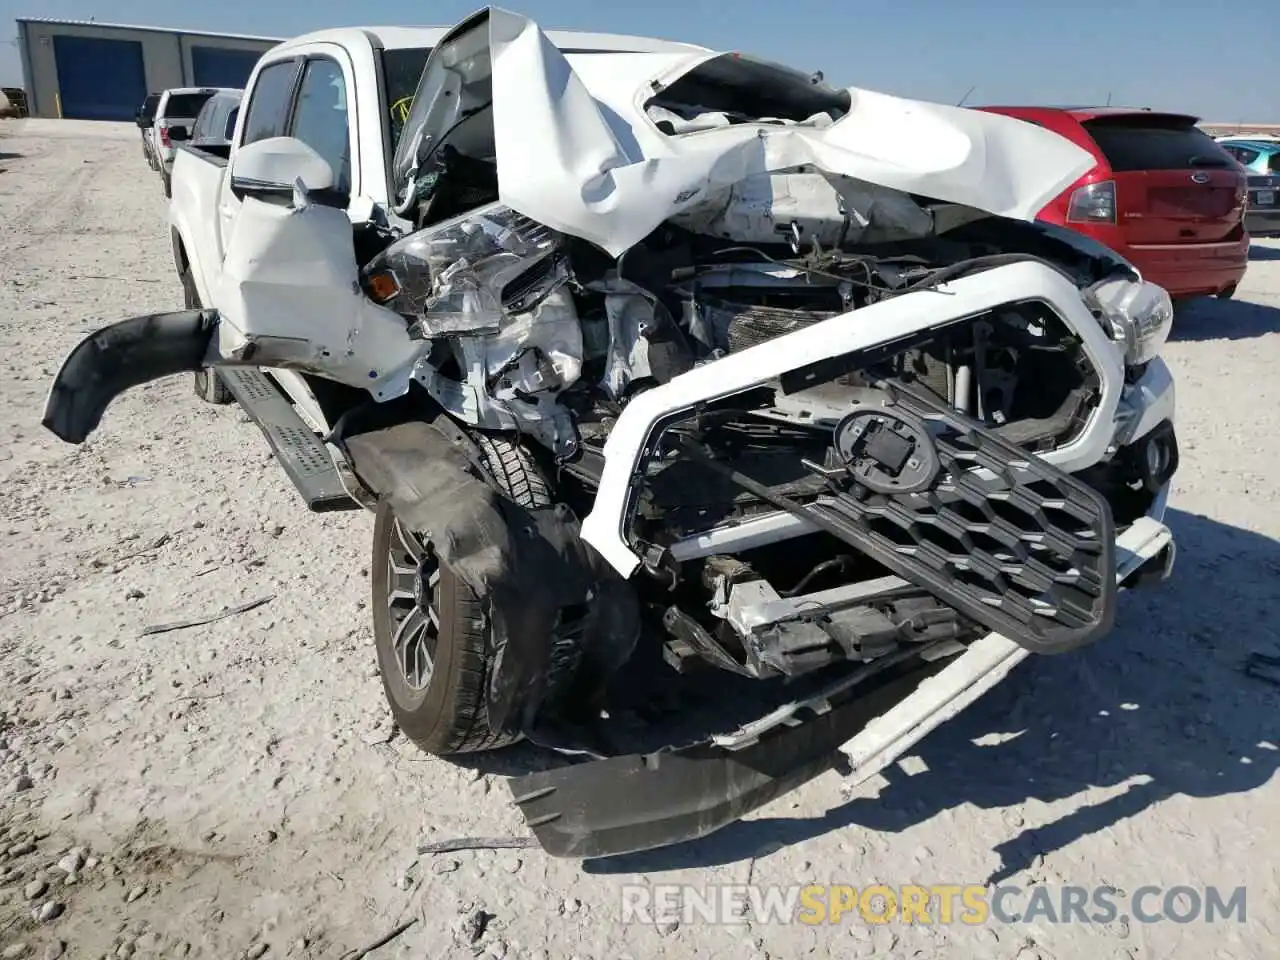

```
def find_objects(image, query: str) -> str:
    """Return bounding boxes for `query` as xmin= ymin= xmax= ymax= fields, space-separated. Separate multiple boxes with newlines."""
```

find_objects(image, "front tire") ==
xmin=371 ymin=435 xmax=553 ymax=755
xmin=181 ymin=266 xmax=232 ymax=405
xmin=1217 ymin=283 xmax=1238 ymax=300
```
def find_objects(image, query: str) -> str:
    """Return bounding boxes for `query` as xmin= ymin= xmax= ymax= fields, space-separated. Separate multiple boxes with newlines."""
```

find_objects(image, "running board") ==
xmin=218 ymin=368 xmax=358 ymax=513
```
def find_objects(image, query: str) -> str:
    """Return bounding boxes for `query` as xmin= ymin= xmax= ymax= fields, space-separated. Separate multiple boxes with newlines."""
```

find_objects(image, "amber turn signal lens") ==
xmin=365 ymin=270 xmax=401 ymax=304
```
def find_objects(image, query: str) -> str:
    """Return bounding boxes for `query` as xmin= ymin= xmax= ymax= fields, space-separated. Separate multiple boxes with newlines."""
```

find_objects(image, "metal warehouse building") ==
xmin=16 ymin=18 xmax=281 ymax=121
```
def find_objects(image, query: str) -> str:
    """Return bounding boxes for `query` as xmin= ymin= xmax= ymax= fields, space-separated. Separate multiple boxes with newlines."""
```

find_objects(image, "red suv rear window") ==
xmin=1082 ymin=115 xmax=1235 ymax=172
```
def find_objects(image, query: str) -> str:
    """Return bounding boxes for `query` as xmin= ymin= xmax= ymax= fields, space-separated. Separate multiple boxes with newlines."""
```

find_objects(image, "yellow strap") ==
xmin=391 ymin=97 xmax=413 ymax=124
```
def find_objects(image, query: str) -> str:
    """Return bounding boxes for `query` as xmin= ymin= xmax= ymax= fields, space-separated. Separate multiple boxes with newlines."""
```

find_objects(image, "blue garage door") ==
xmin=52 ymin=35 xmax=147 ymax=121
xmin=191 ymin=47 xmax=264 ymax=89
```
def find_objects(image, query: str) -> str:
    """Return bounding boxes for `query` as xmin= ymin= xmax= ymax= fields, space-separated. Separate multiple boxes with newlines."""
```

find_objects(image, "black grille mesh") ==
xmin=806 ymin=381 xmax=1117 ymax=654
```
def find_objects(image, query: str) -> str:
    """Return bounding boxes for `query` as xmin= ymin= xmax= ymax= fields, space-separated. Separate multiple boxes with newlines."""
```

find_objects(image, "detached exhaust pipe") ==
xmin=42 ymin=309 xmax=220 ymax=444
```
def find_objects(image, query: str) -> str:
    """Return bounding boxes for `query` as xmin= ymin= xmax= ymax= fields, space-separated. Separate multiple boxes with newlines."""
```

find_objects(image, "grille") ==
xmin=806 ymin=381 xmax=1117 ymax=655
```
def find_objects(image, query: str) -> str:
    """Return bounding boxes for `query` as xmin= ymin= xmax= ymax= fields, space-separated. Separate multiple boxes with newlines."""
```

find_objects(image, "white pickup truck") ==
xmin=45 ymin=10 xmax=1179 ymax=860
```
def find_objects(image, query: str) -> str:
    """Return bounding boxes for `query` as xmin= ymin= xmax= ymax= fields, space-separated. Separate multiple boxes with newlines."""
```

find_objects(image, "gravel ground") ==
xmin=1 ymin=118 xmax=1278 ymax=960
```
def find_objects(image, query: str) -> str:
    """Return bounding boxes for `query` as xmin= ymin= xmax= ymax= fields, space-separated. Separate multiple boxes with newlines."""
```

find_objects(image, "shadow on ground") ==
xmin=0 ymin=151 xmax=21 ymax=161
xmin=1249 ymin=244 xmax=1280 ymax=262
xmin=1172 ymin=294 xmax=1280 ymax=341
xmin=583 ymin=507 xmax=1280 ymax=879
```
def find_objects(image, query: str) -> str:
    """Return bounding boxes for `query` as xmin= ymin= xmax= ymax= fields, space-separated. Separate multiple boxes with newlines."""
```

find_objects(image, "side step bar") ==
xmin=217 ymin=368 xmax=358 ymax=513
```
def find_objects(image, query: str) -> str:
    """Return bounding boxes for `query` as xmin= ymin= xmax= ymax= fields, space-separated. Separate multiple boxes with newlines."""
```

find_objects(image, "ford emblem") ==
xmin=1190 ymin=172 xmax=1211 ymax=184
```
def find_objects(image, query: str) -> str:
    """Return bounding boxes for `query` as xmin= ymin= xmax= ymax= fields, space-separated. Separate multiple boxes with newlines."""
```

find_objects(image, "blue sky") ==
xmin=2 ymin=0 xmax=1273 ymax=122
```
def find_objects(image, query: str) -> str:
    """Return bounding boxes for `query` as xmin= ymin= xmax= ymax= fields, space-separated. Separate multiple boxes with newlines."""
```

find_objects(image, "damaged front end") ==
xmin=354 ymin=9 xmax=1178 ymax=856
xmin=40 ymin=7 xmax=1180 ymax=860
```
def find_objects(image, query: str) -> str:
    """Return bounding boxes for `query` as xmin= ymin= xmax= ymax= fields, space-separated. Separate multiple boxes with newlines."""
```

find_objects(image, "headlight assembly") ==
xmin=1089 ymin=277 xmax=1174 ymax=367
xmin=363 ymin=202 xmax=569 ymax=339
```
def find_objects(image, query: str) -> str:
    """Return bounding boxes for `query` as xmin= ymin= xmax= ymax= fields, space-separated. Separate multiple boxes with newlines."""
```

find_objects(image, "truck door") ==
xmin=216 ymin=57 xmax=302 ymax=254
xmin=213 ymin=45 xmax=415 ymax=403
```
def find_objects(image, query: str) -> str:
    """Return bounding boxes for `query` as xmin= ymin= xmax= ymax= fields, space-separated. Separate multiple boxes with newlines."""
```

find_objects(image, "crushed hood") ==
xmin=393 ymin=7 xmax=1097 ymax=258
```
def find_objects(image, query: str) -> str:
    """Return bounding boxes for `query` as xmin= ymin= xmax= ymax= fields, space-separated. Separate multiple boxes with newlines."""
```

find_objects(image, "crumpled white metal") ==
xmin=442 ymin=8 xmax=1099 ymax=257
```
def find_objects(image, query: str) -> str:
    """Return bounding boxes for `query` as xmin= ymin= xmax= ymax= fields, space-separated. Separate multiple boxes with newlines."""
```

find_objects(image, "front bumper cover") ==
xmin=507 ymin=506 xmax=1174 ymax=859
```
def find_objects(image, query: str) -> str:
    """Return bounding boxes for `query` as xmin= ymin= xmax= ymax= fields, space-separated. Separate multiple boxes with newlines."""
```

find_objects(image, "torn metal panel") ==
xmin=343 ymin=420 xmax=639 ymax=733
xmin=667 ymin=172 xmax=936 ymax=248
xmin=590 ymin=281 xmax=656 ymax=400
xmin=393 ymin=9 xmax=1097 ymax=258
xmin=211 ymin=195 xmax=420 ymax=400
xmin=481 ymin=287 xmax=584 ymax=398
xmin=411 ymin=295 xmax=584 ymax=461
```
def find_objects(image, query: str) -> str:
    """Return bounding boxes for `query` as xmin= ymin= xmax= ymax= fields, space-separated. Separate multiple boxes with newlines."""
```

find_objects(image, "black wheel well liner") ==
xmin=170 ymin=228 xmax=188 ymax=276
xmin=342 ymin=413 xmax=641 ymax=738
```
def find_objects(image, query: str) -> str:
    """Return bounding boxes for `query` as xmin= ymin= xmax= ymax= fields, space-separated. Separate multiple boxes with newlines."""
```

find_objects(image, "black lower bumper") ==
xmin=42 ymin=309 xmax=218 ymax=444
xmin=507 ymin=657 xmax=945 ymax=859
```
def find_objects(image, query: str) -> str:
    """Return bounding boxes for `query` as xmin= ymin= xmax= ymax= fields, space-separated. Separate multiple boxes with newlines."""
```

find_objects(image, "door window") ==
xmin=191 ymin=101 xmax=215 ymax=141
xmin=241 ymin=59 xmax=300 ymax=145
xmin=1223 ymin=146 xmax=1259 ymax=166
xmin=289 ymin=58 xmax=352 ymax=194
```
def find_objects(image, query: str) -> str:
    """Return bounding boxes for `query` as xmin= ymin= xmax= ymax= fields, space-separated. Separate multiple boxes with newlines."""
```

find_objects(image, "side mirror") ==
xmin=229 ymin=136 xmax=339 ymax=204
xmin=168 ymin=125 xmax=190 ymax=143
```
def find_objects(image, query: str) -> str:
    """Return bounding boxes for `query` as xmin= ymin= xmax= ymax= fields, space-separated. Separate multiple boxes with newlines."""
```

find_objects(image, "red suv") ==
xmin=978 ymin=107 xmax=1248 ymax=299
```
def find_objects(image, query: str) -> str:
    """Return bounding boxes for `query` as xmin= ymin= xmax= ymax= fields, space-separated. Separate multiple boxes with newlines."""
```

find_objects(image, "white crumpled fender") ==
xmin=210 ymin=195 xmax=419 ymax=400
xmin=480 ymin=8 xmax=1096 ymax=257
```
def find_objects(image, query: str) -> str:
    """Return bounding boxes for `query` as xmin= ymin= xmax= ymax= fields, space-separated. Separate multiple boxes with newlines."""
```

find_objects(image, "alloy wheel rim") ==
xmin=385 ymin=519 xmax=441 ymax=691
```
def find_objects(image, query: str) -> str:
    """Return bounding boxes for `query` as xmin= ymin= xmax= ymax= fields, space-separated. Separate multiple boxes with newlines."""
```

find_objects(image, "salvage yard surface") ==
xmin=1 ymin=119 xmax=1278 ymax=959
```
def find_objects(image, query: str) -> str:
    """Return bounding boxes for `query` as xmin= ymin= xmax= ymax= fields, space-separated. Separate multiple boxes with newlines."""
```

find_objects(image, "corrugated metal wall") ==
xmin=17 ymin=20 xmax=279 ymax=120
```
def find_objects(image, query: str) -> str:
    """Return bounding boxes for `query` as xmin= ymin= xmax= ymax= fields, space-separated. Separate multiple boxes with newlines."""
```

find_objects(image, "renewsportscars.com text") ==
xmin=621 ymin=883 xmax=1247 ymax=927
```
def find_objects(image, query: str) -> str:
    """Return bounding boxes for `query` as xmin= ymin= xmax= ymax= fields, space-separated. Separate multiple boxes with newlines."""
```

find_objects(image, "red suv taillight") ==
xmin=1066 ymin=180 xmax=1116 ymax=224
xmin=158 ymin=125 xmax=171 ymax=148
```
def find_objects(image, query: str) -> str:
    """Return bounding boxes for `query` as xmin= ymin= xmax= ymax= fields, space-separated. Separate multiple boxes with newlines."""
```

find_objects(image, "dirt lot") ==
xmin=1 ymin=119 xmax=1278 ymax=960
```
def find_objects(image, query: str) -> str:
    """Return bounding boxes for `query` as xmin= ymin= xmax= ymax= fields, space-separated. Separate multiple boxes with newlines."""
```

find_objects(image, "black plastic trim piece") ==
xmin=508 ymin=657 xmax=946 ymax=859
xmin=42 ymin=309 xmax=218 ymax=445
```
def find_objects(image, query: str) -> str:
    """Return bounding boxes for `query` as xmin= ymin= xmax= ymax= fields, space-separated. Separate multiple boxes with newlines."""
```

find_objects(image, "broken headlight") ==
xmin=363 ymin=203 xmax=570 ymax=339
xmin=1089 ymin=277 xmax=1174 ymax=367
